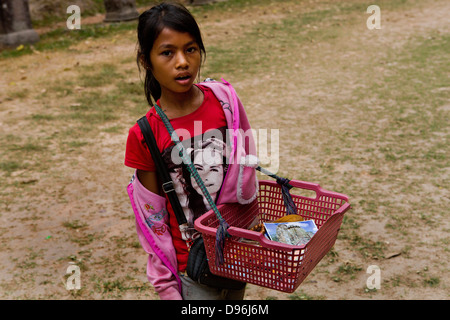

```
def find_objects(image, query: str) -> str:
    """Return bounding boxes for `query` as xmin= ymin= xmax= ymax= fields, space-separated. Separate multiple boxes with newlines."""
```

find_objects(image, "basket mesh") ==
xmin=198 ymin=180 xmax=349 ymax=293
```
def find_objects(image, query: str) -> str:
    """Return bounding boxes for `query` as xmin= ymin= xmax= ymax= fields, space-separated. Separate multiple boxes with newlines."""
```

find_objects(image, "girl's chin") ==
xmin=163 ymin=82 xmax=197 ymax=95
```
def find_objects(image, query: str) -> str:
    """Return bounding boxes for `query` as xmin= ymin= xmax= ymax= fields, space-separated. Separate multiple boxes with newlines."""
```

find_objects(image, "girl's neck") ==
xmin=159 ymin=85 xmax=204 ymax=119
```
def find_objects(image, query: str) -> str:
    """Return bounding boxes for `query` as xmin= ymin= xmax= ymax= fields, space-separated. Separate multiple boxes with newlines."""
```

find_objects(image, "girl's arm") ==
xmin=137 ymin=169 xmax=160 ymax=194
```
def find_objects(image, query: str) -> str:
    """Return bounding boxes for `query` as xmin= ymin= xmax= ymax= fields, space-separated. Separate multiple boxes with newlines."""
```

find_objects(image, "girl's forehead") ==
xmin=153 ymin=27 xmax=196 ymax=48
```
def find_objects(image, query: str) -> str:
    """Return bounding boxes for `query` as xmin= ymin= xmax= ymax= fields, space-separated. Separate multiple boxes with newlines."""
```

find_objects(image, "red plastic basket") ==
xmin=194 ymin=179 xmax=351 ymax=293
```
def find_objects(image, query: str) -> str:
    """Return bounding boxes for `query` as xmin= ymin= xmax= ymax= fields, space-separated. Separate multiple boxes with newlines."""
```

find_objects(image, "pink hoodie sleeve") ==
xmin=135 ymin=221 xmax=182 ymax=300
xmin=127 ymin=172 xmax=182 ymax=300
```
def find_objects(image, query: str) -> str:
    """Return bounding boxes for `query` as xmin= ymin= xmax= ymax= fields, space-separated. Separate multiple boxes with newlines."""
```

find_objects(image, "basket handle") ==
xmin=257 ymin=166 xmax=349 ymax=202
xmin=287 ymin=180 xmax=349 ymax=202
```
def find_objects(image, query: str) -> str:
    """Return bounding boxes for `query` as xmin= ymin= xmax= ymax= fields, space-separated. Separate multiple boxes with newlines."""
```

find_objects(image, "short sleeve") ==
xmin=124 ymin=123 xmax=156 ymax=171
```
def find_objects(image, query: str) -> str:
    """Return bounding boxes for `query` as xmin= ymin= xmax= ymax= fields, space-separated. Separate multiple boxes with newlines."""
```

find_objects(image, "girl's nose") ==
xmin=175 ymin=52 xmax=188 ymax=69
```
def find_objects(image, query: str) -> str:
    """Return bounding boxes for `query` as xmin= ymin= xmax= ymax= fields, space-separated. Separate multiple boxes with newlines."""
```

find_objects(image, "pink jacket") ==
xmin=126 ymin=80 xmax=258 ymax=299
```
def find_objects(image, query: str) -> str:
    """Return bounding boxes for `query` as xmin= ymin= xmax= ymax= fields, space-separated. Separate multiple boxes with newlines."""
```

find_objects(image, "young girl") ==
xmin=125 ymin=2 xmax=258 ymax=300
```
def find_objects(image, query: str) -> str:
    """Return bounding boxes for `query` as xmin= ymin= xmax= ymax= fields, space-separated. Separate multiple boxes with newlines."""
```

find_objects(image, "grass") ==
xmin=63 ymin=220 xmax=88 ymax=230
xmin=0 ymin=135 xmax=49 ymax=177
xmin=288 ymin=290 xmax=323 ymax=300
xmin=0 ymin=21 xmax=138 ymax=59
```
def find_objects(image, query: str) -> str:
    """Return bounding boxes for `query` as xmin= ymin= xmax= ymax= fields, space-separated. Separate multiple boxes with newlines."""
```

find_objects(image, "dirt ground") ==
xmin=0 ymin=0 xmax=448 ymax=300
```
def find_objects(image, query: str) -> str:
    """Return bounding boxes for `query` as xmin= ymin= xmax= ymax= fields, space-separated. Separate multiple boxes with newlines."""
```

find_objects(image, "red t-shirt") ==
xmin=125 ymin=85 xmax=228 ymax=272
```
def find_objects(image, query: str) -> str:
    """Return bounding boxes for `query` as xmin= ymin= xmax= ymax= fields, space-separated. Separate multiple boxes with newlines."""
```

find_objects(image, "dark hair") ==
xmin=136 ymin=2 xmax=206 ymax=105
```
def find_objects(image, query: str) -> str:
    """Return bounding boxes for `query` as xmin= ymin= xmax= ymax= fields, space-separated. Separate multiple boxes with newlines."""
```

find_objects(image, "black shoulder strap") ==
xmin=137 ymin=116 xmax=187 ymax=226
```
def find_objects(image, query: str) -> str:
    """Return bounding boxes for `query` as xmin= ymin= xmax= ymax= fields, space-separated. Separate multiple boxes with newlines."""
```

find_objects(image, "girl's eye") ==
xmin=161 ymin=50 xmax=172 ymax=57
xmin=187 ymin=46 xmax=197 ymax=54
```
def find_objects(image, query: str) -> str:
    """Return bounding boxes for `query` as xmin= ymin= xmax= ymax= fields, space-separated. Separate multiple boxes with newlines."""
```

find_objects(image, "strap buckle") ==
xmin=162 ymin=181 xmax=175 ymax=193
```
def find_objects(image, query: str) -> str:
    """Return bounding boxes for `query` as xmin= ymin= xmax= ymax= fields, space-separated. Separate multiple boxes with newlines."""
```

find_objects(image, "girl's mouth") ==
xmin=175 ymin=75 xmax=192 ymax=85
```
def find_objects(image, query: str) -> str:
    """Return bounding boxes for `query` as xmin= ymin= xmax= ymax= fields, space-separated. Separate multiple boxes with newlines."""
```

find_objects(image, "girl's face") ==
xmin=149 ymin=27 xmax=201 ymax=97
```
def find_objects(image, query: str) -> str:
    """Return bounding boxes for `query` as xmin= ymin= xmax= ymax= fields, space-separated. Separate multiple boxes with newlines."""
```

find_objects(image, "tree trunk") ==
xmin=103 ymin=0 xmax=139 ymax=23
xmin=0 ymin=0 xmax=39 ymax=47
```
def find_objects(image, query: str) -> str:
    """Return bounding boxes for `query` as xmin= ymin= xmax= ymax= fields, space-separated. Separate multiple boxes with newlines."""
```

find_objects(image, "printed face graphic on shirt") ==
xmin=189 ymin=139 xmax=225 ymax=199
xmin=162 ymin=126 xmax=228 ymax=243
